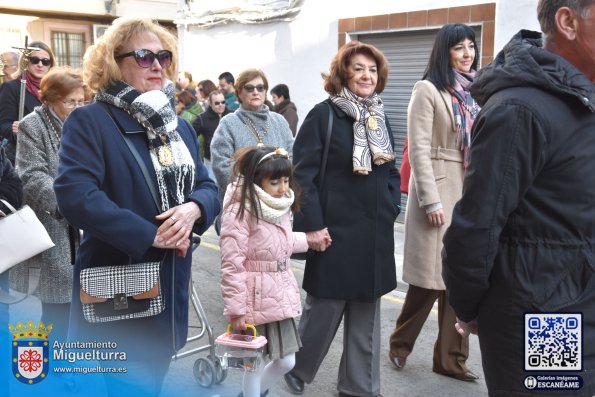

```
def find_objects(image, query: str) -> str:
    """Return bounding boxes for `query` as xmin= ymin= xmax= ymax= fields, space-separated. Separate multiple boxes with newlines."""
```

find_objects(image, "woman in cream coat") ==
xmin=388 ymin=24 xmax=481 ymax=381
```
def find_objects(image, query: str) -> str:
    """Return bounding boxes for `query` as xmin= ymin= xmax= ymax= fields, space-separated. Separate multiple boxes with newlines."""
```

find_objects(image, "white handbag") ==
xmin=0 ymin=199 xmax=55 ymax=274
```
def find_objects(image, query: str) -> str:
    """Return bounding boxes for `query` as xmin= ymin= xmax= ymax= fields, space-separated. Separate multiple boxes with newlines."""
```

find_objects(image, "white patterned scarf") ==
xmin=330 ymin=87 xmax=395 ymax=175
xmin=247 ymin=184 xmax=294 ymax=224
xmin=96 ymin=80 xmax=196 ymax=211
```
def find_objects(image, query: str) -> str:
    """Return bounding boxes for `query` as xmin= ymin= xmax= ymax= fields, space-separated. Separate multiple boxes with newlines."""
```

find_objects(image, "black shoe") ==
xmin=284 ymin=372 xmax=305 ymax=395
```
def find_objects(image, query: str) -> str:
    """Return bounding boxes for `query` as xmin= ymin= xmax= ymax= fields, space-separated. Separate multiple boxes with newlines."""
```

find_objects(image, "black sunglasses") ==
xmin=29 ymin=56 xmax=51 ymax=67
xmin=243 ymin=84 xmax=266 ymax=93
xmin=212 ymin=101 xmax=225 ymax=106
xmin=116 ymin=49 xmax=173 ymax=69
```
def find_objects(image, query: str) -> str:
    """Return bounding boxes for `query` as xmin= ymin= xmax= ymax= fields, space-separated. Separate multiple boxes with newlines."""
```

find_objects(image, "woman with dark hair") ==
xmin=388 ymin=23 xmax=480 ymax=381
xmin=177 ymin=89 xmax=204 ymax=124
xmin=270 ymin=83 xmax=298 ymax=136
xmin=284 ymin=40 xmax=400 ymax=397
xmin=197 ymin=79 xmax=217 ymax=106
xmin=0 ymin=41 xmax=55 ymax=164
xmin=10 ymin=67 xmax=90 ymax=341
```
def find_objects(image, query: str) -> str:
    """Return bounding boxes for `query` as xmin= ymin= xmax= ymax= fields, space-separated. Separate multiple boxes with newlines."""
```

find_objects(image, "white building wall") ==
xmin=178 ymin=0 xmax=540 ymax=127
xmin=0 ymin=0 xmax=178 ymax=20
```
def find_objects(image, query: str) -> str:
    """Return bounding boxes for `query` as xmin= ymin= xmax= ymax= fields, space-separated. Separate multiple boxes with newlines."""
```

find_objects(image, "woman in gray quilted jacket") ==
xmin=11 ymin=66 xmax=89 ymax=341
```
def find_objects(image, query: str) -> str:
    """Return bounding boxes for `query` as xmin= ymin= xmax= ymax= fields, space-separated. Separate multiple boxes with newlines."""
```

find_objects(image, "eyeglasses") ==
xmin=212 ymin=101 xmax=225 ymax=106
xmin=62 ymin=99 xmax=89 ymax=108
xmin=115 ymin=49 xmax=173 ymax=69
xmin=243 ymin=84 xmax=266 ymax=93
xmin=29 ymin=57 xmax=51 ymax=67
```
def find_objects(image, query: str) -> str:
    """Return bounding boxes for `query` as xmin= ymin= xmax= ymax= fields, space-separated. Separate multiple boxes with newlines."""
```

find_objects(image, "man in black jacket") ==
xmin=443 ymin=1 xmax=595 ymax=395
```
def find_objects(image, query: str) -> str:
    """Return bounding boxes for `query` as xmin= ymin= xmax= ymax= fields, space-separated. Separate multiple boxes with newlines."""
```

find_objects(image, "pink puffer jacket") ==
xmin=220 ymin=185 xmax=308 ymax=326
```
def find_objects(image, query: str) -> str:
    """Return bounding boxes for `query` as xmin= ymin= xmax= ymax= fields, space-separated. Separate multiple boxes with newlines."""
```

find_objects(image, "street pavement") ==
xmin=5 ymin=223 xmax=489 ymax=397
xmin=163 ymin=223 xmax=489 ymax=397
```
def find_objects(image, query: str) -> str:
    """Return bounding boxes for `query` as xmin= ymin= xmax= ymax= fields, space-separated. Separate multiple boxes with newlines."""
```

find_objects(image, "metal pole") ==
xmin=12 ymin=36 xmax=41 ymax=121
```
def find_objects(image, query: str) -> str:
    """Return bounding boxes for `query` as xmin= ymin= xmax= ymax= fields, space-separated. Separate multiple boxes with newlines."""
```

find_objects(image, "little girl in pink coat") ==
xmin=220 ymin=145 xmax=331 ymax=397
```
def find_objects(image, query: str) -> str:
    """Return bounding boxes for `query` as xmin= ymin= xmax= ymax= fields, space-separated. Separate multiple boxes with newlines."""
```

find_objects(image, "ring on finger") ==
xmin=170 ymin=215 xmax=178 ymax=222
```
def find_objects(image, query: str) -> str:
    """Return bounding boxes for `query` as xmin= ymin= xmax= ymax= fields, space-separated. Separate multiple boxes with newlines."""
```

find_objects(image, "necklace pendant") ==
xmin=367 ymin=116 xmax=378 ymax=130
xmin=157 ymin=145 xmax=174 ymax=166
xmin=256 ymin=142 xmax=264 ymax=147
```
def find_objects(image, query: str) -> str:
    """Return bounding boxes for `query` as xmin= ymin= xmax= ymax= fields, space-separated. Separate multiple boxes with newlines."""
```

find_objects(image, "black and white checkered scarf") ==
xmin=330 ymin=87 xmax=395 ymax=175
xmin=96 ymin=80 xmax=195 ymax=211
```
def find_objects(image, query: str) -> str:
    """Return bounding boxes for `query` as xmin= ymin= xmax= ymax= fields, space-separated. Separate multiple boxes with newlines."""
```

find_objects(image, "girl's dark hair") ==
xmin=231 ymin=146 xmax=301 ymax=221
xmin=423 ymin=24 xmax=479 ymax=92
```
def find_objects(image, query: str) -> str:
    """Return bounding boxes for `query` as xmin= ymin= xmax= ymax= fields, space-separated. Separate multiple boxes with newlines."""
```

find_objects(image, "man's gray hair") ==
xmin=538 ymin=0 xmax=595 ymax=34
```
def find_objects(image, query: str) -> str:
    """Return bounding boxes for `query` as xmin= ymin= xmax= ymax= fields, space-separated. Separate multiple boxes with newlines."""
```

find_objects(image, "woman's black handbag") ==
xmin=291 ymin=102 xmax=333 ymax=261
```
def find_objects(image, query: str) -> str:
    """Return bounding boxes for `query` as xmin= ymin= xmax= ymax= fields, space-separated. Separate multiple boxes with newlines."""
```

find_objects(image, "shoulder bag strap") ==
xmin=318 ymin=102 xmax=333 ymax=191
xmin=101 ymin=104 xmax=161 ymax=212
xmin=318 ymin=101 xmax=333 ymax=190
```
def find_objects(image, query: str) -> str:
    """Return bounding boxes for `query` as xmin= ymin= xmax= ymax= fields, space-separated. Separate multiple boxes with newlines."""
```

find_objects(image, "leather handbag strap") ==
xmin=101 ymin=104 xmax=161 ymax=212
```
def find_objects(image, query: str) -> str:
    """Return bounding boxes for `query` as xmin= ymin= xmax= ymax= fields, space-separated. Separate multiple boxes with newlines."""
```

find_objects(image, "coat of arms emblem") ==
xmin=8 ymin=321 xmax=52 ymax=385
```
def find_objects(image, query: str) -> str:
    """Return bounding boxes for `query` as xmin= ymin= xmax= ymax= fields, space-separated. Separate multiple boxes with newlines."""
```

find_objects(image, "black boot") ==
xmin=284 ymin=372 xmax=304 ymax=395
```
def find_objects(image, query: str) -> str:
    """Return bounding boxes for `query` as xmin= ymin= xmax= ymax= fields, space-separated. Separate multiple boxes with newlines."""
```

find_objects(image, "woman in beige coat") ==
xmin=388 ymin=24 xmax=481 ymax=381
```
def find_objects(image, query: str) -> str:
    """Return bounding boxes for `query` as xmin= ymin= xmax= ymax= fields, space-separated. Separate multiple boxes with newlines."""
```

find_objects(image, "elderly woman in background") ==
xmin=0 ymin=42 xmax=55 ymax=164
xmin=284 ymin=41 xmax=400 ymax=397
xmin=54 ymin=18 xmax=219 ymax=396
xmin=10 ymin=67 xmax=89 ymax=341
xmin=211 ymin=68 xmax=294 ymax=208
xmin=388 ymin=24 xmax=480 ymax=382
xmin=192 ymin=90 xmax=229 ymax=179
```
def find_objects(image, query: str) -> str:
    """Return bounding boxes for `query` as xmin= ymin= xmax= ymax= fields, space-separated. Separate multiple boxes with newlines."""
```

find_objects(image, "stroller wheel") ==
xmin=212 ymin=355 xmax=228 ymax=384
xmin=193 ymin=357 xmax=216 ymax=388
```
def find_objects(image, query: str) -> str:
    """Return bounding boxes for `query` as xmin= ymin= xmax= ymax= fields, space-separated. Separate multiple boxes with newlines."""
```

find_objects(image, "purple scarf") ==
xmin=26 ymin=72 xmax=41 ymax=101
xmin=449 ymin=69 xmax=480 ymax=169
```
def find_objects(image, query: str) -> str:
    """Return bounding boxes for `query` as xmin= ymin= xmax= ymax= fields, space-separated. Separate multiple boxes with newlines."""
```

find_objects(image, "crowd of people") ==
xmin=1 ymin=1 xmax=594 ymax=396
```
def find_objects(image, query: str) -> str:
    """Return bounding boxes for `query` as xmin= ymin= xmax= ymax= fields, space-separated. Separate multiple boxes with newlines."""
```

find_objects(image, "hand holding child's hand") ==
xmin=230 ymin=315 xmax=247 ymax=331
xmin=306 ymin=228 xmax=332 ymax=251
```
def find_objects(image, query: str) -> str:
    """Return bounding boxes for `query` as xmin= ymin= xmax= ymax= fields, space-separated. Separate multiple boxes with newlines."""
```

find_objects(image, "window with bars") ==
xmin=51 ymin=31 xmax=85 ymax=68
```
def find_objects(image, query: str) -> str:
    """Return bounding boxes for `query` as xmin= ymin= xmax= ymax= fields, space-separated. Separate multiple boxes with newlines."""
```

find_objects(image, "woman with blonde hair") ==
xmin=54 ymin=18 xmax=219 ymax=396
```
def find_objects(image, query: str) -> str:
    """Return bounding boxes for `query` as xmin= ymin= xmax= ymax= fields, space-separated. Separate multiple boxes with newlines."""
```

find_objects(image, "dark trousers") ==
xmin=388 ymin=284 xmax=469 ymax=375
xmin=292 ymin=294 xmax=381 ymax=397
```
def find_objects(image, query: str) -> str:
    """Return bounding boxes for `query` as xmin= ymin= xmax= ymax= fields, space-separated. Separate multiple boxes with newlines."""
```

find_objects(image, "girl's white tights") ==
xmin=243 ymin=353 xmax=296 ymax=397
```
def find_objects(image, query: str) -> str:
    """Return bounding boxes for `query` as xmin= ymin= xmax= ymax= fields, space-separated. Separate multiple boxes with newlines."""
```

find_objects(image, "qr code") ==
xmin=525 ymin=313 xmax=581 ymax=371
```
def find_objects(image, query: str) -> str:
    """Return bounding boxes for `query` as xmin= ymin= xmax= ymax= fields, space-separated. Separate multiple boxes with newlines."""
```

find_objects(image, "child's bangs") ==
xmin=257 ymin=156 xmax=293 ymax=180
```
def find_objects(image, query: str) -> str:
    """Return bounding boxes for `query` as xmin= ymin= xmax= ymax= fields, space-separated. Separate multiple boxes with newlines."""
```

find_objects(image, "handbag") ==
xmin=291 ymin=102 xmax=333 ymax=261
xmin=0 ymin=199 xmax=54 ymax=274
xmin=79 ymin=256 xmax=166 ymax=323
